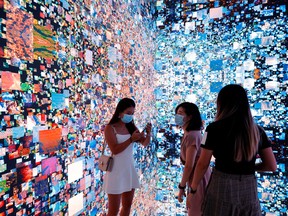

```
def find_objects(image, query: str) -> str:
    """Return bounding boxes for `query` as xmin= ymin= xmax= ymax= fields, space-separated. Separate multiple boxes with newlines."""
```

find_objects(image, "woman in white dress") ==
xmin=103 ymin=98 xmax=152 ymax=216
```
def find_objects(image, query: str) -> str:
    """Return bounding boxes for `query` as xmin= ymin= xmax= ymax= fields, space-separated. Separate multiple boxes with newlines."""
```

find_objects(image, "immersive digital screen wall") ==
xmin=0 ymin=0 xmax=158 ymax=215
xmin=153 ymin=0 xmax=287 ymax=215
xmin=0 ymin=0 xmax=287 ymax=215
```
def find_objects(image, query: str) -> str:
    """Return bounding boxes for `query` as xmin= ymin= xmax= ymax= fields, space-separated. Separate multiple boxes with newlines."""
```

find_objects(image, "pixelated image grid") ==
xmin=154 ymin=0 xmax=287 ymax=215
xmin=0 ymin=0 xmax=287 ymax=215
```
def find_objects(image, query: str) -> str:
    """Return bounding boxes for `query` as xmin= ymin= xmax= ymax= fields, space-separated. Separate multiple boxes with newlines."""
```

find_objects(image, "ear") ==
xmin=187 ymin=114 xmax=193 ymax=121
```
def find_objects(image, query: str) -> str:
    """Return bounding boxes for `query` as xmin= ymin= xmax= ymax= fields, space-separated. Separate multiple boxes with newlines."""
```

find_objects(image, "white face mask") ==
xmin=175 ymin=114 xmax=184 ymax=126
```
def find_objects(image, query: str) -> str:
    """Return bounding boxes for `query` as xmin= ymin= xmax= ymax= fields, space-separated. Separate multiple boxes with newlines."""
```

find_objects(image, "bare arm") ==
xmin=180 ymin=145 xmax=197 ymax=187
xmin=190 ymin=148 xmax=213 ymax=190
xmin=178 ymin=145 xmax=197 ymax=203
xmin=255 ymin=147 xmax=277 ymax=172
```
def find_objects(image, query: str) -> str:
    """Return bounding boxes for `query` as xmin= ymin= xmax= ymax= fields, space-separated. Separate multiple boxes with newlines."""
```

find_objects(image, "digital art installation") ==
xmin=154 ymin=0 xmax=287 ymax=215
xmin=0 ymin=0 xmax=157 ymax=215
xmin=0 ymin=0 xmax=287 ymax=215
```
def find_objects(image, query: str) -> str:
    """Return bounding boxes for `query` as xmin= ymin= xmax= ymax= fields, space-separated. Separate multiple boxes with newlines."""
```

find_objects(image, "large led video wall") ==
xmin=154 ymin=0 xmax=287 ymax=215
xmin=1 ymin=0 xmax=287 ymax=215
xmin=0 ymin=0 xmax=157 ymax=215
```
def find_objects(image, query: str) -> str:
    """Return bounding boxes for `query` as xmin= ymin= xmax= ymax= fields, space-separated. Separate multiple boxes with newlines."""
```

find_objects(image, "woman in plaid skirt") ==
xmin=189 ymin=84 xmax=277 ymax=216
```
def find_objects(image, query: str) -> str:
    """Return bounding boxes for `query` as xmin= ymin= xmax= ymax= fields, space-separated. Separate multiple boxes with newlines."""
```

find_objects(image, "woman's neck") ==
xmin=117 ymin=120 xmax=126 ymax=127
xmin=182 ymin=122 xmax=189 ymax=132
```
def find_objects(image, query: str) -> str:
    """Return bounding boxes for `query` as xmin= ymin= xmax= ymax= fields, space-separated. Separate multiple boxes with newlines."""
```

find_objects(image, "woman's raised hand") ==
xmin=131 ymin=130 xmax=143 ymax=142
xmin=145 ymin=123 xmax=152 ymax=134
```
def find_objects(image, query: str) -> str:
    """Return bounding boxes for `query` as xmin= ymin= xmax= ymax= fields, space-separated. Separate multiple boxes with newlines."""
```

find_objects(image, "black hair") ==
xmin=216 ymin=84 xmax=259 ymax=162
xmin=175 ymin=102 xmax=202 ymax=131
xmin=216 ymin=84 xmax=250 ymax=120
xmin=108 ymin=98 xmax=137 ymax=135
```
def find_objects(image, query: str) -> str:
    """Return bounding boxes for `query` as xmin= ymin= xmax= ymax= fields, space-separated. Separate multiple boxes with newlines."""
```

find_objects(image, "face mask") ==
xmin=175 ymin=114 xmax=184 ymax=126
xmin=121 ymin=114 xmax=133 ymax=123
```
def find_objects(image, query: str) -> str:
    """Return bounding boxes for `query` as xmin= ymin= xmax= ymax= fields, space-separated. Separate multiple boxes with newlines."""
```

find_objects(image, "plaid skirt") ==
xmin=202 ymin=169 xmax=261 ymax=216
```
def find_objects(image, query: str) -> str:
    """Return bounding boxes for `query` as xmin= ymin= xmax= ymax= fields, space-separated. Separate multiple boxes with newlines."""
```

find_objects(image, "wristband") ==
xmin=178 ymin=184 xmax=186 ymax=190
xmin=189 ymin=187 xmax=197 ymax=194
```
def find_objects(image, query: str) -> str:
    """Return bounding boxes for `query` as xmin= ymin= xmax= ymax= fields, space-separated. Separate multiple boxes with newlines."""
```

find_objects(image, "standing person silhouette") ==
xmin=175 ymin=102 xmax=211 ymax=216
xmin=189 ymin=84 xmax=277 ymax=216
xmin=103 ymin=98 xmax=152 ymax=216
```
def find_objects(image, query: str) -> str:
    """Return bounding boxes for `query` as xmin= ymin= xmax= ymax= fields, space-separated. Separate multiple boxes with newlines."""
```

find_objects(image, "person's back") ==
xmin=201 ymin=119 xmax=273 ymax=215
xmin=190 ymin=84 xmax=277 ymax=216
xmin=205 ymin=117 xmax=269 ymax=175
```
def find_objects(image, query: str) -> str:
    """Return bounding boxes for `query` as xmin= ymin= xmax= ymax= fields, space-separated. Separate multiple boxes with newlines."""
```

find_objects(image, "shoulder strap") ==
xmin=111 ymin=125 xmax=117 ymax=134
xmin=101 ymin=125 xmax=116 ymax=155
xmin=101 ymin=139 xmax=114 ymax=156
xmin=101 ymin=138 xmax=107 ymax=155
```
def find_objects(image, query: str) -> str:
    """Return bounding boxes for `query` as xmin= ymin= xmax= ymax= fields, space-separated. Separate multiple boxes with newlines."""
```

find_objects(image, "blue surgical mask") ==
xmin=175 ymin=114 xmax=184 ymax=126
xmin=121 ymin=114 xmax=133 ymax=123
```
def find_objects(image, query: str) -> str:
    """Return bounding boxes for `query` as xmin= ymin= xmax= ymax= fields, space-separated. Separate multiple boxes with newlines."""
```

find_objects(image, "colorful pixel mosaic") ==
xmin=0 ymin=0 xmax=157 ymax=215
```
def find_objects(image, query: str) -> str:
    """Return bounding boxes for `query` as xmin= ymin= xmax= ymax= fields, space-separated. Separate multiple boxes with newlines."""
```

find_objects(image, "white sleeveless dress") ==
xmin=103 ymin=133 xmax=140 ymax=194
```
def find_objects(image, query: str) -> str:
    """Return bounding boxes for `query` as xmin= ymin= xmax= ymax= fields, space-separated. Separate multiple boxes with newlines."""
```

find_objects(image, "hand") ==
xmin=145 ymin=123 xmax=152 ymax=134
xmin=131 ymin=130 xmax=143 ymax=142
xmin=177 ymin=189 xmax=186 ymax=203
xmin=186 ymin=193 xmax=194 ymax=208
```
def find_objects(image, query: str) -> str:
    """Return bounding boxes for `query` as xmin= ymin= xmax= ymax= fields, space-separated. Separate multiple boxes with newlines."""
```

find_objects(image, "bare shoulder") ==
xmin=109 ymin=123 xmax=129 ymax=134
xmin=104 ymin=124 xmax=113 ymax=133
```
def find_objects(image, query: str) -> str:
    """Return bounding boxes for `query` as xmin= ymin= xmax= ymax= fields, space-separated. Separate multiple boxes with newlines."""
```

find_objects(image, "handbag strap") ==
xmin=101 ymin=139 xmax=107 ymax=155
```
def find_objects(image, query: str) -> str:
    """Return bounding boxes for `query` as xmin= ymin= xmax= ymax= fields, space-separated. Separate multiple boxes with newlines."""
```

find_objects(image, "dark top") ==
xmin=201 ymin=117 xmax=272 ymax=175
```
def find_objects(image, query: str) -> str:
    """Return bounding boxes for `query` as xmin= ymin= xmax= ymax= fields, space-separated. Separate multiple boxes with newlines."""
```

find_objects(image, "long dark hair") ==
xmin=216 ymin=84 xmax=259 ymax=162
xmin=108 ymin=98 xmax=137 ymax=135
xmin=175 ymin=102 xmax=202 ymax=131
